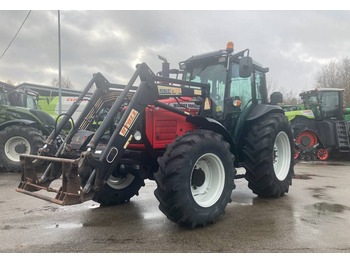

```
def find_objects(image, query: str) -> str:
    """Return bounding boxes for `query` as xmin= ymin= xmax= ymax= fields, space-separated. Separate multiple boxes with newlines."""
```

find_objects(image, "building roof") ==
xmin=15 ymin=82 xmax=92 ymax=97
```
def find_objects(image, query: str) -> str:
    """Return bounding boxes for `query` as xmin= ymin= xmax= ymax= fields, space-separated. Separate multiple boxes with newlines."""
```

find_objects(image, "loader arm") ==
xmin=16 ymin=63 xmax=210 ymax=205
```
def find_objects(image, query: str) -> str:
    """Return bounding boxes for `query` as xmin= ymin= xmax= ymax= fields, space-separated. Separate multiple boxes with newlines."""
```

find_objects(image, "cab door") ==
xmin=320 ymin=91 xmax=343 ymax=120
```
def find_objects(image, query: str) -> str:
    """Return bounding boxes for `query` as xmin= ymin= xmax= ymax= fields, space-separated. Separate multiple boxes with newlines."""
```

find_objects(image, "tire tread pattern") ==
xmin=154 ymin=129 xmax=235 ymax=228
xmin=0 ymin=125 xmax=45 ymax=172
xmin=243 ymin=113 xmax=294 ymax=198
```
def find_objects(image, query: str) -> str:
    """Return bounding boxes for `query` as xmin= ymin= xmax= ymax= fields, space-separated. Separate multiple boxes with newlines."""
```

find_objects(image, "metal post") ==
xmin=58 ymin=10 xmax=62 ymax=115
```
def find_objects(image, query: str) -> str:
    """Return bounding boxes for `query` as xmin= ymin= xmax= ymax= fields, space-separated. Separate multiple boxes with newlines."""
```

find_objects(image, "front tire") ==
xmin=0 ymin=125 xmax=45 ymax=172
xmin=243 ymin=113 xmax=294 ymax=198
xmin=93 ymin=170 xmax=145 ymax=206
xmin=154 ymin=129 xmax=235 ymax=228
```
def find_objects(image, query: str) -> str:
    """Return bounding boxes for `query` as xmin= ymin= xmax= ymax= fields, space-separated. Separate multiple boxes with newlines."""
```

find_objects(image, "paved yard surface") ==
xmin=0 ymin=160 xmax=349 ymax=253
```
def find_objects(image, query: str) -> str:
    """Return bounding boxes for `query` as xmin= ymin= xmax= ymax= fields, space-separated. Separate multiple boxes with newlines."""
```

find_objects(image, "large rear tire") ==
xmin=154 ymin=129 xmax=235 ymax=228
xmin=0 ymin=125 xmax=44 ymax=172
xmin=243 ymin=113 xmax=294 ymax=198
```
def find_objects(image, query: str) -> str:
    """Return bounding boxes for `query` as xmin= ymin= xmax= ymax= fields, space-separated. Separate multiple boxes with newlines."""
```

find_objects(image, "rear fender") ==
xmin=234 ymin=104 xmax=286 ymax=165
xmin=186 ymin=116 xmax=235 ymax=152
xmin=246 ymin=104 xmax=284 ymax=121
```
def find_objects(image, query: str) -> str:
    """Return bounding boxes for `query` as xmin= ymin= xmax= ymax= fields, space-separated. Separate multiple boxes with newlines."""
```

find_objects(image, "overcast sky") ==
xmin=1 ymin=9 xmax=350 ymax=96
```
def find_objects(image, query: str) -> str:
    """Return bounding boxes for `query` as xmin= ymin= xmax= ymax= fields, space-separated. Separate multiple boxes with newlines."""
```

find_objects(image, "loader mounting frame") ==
xmin=16 ymin=63 xmax=211 ymax=205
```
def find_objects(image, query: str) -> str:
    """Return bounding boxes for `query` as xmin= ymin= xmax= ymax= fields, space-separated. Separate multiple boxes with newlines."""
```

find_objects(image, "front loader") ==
xmin=17 ymin=42 xmax=294 ymax=228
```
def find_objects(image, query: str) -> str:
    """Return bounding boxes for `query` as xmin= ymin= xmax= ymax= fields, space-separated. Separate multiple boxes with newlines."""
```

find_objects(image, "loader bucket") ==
xmin=16 ymin=154 xmax=88 ymax=205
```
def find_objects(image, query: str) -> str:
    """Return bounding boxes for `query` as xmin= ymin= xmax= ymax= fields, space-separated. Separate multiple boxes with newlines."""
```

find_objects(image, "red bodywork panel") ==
xmin=128 ymin=98 xmax=199 ymax=150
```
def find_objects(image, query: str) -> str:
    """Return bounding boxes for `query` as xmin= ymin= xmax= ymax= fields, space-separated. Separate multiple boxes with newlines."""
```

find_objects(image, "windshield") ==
xmin=27 ymin=94 xmax=37 ymax=109
xmin=302 ymin=93 xmax=320 ymax=118
xmin=185 ymin=60 xmax=266 ymax=119
xmin=303 ymin=94 xmax=318 ymax=109
xmin=185 ymin=62 xmax=226 ymax=114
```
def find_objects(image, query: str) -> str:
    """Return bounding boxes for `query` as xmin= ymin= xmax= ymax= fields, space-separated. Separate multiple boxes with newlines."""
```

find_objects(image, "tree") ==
xmin=282 ymin=90 xmax=301 ymax=105
xmin=51 ymin=76 xmax=74 ymax=89
xmin=315 ymin=58 xmax=350 ymax=107
xmin=5 ymin=79 xmax=14 ymax=85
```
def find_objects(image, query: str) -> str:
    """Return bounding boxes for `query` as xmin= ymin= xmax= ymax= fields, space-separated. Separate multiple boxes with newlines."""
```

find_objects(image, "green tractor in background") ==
xmin=37 ymin=95 xmax=89 ymax=124
xmin=285 ymin=88 xmax=350 ymax=161
xmin=0 ymin=87 xmax=58 ymax=171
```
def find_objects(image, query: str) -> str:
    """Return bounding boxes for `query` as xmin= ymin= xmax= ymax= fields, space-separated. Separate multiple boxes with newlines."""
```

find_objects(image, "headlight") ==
xmin=134 ymin=130 xmax=142 ymax=141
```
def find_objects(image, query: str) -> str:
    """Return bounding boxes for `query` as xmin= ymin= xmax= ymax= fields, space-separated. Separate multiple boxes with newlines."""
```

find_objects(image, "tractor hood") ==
xmin=29 ymin=108 xmax=56 ymax=127
xmin=2 ymin=105 xmax=55 ymax=127
xmin=284 ymin=109 xmax=315 ymax=121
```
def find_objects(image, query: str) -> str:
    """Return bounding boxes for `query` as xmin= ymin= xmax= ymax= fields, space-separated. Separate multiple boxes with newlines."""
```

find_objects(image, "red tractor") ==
xmin=17 ymin=43 xmax=294 ymax=228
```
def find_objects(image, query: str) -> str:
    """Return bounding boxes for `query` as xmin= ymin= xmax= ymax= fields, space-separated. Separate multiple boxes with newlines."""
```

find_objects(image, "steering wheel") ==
xmin=96 ymin=111 xmax=108 ymax=122
xmin=242 ymin=99 xmax=252 ymax=110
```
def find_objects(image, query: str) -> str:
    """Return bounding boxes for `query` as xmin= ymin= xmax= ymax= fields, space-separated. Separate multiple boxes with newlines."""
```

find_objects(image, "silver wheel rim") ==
xmin=107 ymin=173 xmax=135 ymax=190
xmin=190 ymin=153 xmax=225 ymax=208
xmin=4 ymin=136 xmax=31 ymax=162
xmin=273 ymin=131 xmax=291 ymax=181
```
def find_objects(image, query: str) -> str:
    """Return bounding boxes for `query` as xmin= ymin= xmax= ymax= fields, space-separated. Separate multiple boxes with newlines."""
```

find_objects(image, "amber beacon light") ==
xmin=226 ymin=41 xmax=234 ymax=53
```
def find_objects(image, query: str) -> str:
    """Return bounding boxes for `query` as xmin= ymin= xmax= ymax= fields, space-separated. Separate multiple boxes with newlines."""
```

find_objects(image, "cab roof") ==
xmin=300 ymin=88 xmax=344 ymax=97
xmin=180 ymin=49 xmax=268 ymax=73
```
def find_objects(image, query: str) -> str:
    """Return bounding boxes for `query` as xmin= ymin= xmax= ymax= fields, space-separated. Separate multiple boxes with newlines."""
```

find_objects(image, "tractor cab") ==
xmin=300 ymin=88 xmax=344 ymax=121
xmin=179 ymin=42 xmax=269 ymax=134
xmin=1 ymin=87 xmax=40 ymax=110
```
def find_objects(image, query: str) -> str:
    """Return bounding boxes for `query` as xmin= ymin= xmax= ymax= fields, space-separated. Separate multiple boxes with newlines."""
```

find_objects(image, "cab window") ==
xmin=230 ymin=63 xmax=264 ymax=109
xmin=321 ymin=91 xmax=340 ymax=119
xmin=185 ymin=63 xmax=226 ymax=116
xmin=26 ymin=95 xmax=37 ymax=109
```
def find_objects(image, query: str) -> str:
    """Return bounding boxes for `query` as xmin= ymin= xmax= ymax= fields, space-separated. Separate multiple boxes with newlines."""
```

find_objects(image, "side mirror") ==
xmin=239 ymin=57 xmax=253 ymax=78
